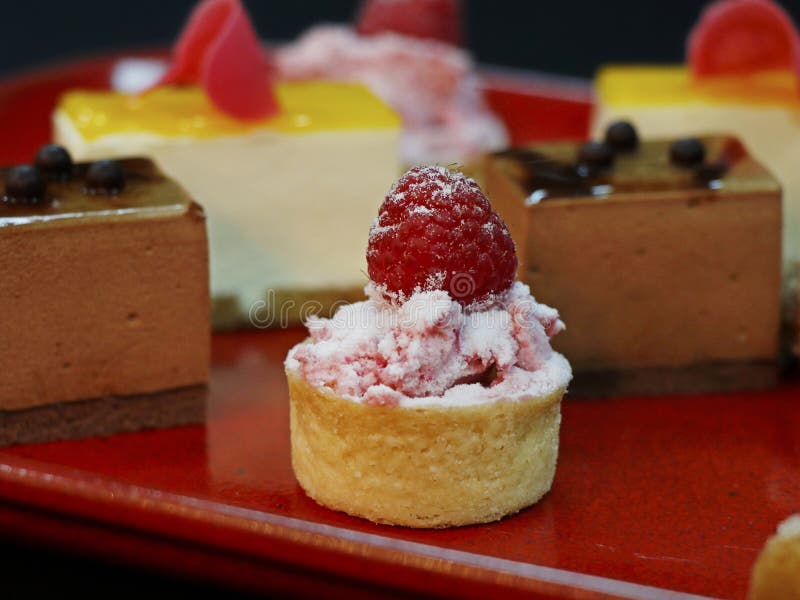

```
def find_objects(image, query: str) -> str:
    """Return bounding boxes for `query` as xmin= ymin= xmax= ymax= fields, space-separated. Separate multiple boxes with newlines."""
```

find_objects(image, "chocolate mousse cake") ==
xmin=591 ymin=0 xmax=800 ymax=359
xmin=0 ymin=148 xmax=209 ymax=446
xmin=482 ymin=130 xmax=782 ymax=396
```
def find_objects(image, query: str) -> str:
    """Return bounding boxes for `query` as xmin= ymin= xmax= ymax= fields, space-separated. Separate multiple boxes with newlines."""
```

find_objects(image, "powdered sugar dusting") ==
xmin=285 ymin=281 xmax=571 ymax=407
xmin=424 ymin=271 xmax=446 ymax=290
xmin=367 ymin=218 xmax=400 ymax=244
xmin=385 ymin=165 xmax=478 ymax=206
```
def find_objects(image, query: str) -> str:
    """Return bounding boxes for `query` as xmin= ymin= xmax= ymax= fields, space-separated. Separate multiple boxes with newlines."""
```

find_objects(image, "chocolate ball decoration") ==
xmin=86 ymin=160 xmax=125 ymax=195
xmin=577 ymin=141 xmax=615 ymax=170
xmin=35 ymin=144 xmax=74 ymax=181
xmin=5 ymin=165 xmax=46 ymax=204
xmin=670 ymin=138 xmax=706 ymax=167
xmin=604 ymin=121 xmax=639 ymax=152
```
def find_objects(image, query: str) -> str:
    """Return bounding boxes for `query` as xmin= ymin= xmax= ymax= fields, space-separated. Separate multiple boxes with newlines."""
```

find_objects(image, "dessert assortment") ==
xmin=0 ymin=0 xmax=795 ymax=589
xmin=285 ymin=166 xmax=571 ymax=527
xmin=592 ymin=0 xmax=800 ymax=355
xmin=483 ymin=125 xmax=783 ymax=395
xmin=0 ymin=146 xmax=209 ymax=446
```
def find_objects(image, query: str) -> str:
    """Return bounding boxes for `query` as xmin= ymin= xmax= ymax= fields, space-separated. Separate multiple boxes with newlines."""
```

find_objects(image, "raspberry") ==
xmin=367 ymin=166 xmax=517 ymax=308
xmin=355 ymin=0 xmax=463 ymax=46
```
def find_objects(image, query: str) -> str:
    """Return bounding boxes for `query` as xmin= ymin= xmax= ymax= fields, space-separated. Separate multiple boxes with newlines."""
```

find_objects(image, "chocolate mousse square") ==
xmin=0 ymin=157 xmax=209 ymax=445
xmin=483 ymin=135 xmax=783 ymax=396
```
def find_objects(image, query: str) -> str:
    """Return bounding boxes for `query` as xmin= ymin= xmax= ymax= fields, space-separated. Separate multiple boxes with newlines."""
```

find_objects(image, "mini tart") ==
xmin=287 ymin=370 xmax=565 ymax=528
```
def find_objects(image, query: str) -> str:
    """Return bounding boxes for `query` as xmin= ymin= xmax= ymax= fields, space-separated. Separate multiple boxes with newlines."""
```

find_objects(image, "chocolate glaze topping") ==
xmin=0 ymin=157 xmax=189 ymax=226
xmin=496 ymin=148 xmax=593 ymax=197
xmin=670 ymin=138 xmax=706 ymax=167
xmin=495 ymin=136 xmax=745 ymax=202
xmin=5 ymin=165 xmax=46 ymax=205
xmin=86 ymin=159 xmax=125 ymax=195
xmin=577 ymin=141 xmax=615 ymax=171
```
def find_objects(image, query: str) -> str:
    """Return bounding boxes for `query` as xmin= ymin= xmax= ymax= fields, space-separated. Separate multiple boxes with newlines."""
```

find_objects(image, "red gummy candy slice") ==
xmin=688 ymin=0 xmax=800 ymax=77
xmin=356 ymin=0 xmax=463 ymax=46
xmin=155 ymin=0 xmax=278 ymax=120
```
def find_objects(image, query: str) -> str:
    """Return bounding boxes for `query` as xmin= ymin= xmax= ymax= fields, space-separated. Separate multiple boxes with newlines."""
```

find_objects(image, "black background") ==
xmin=1 ymin=0 xmax=799 ymax=79
xmin=3 ymin=0 xmax=800 ymax=596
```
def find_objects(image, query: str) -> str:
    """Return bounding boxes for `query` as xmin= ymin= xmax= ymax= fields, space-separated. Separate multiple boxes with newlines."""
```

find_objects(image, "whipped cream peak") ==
xmin=286 ymin=282 xmax=571 ymax=407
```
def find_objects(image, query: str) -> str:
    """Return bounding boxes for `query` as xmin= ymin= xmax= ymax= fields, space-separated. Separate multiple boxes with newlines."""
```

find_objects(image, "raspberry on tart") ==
xmin=367 ymin=165 xmax=518 ymax=308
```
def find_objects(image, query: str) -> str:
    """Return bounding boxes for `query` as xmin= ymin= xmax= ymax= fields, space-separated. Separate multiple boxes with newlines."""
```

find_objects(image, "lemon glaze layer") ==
xmin=58 ymin=81 xmax=401 ymax=141
xmin=597 ymin=65 xmax=800 ymax=107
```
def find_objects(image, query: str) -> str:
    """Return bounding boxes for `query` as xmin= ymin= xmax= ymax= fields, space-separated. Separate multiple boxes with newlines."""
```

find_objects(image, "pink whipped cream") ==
xmin=276 ymin=25 xmax=508 ymax=164
xmin=285 ymin=282 xmax=572 ymax=408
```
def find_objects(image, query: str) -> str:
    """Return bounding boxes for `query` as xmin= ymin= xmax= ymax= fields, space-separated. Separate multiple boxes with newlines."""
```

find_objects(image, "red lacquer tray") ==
xmin=0 ymin=53 xmax=798 ymax=600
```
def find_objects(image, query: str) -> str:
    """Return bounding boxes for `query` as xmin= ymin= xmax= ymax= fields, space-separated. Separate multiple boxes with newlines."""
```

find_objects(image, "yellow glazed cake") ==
xmin=285 ymin=166 xmax=572 ymax=528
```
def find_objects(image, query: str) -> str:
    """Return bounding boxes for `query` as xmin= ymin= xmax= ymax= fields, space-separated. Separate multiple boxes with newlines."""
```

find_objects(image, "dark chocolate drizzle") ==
xmin=496 ymin=148 xmax=593 ymax=198
xmin=495 ymin=137 xmax=745 ymax=203
xmin=0 ymin=158 xmax=186 ymax=225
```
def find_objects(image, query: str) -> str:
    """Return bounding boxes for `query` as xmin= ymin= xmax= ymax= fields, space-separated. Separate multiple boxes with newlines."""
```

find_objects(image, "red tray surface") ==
xmin=0 ymin=54 xmax=798 ymax=600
